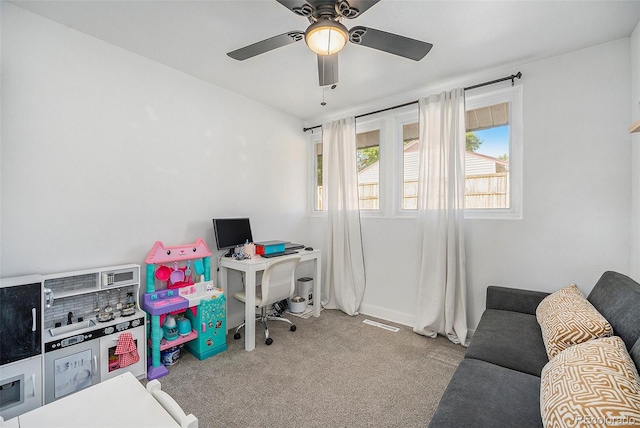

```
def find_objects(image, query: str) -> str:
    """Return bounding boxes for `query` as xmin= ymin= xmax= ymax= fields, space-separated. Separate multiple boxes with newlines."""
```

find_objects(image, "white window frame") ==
xmin=308 ymin=120 xmax=387 ymax=217
xmin=395 ymin=109 xmax=420 ymax=216
xmin=464 ymin=85 xmax=523 ymax=219
xmin=309 ymin=132 xmax=322 ymax=217
xmin=307 ymin=85 xmax=523 ymax=220
xmin=354 ymin=119 xmax=385 ymax=215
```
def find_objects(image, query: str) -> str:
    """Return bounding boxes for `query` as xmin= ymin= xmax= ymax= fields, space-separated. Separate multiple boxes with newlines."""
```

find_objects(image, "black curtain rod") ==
xmin=302 ymin=72 xmax=522 ymax=132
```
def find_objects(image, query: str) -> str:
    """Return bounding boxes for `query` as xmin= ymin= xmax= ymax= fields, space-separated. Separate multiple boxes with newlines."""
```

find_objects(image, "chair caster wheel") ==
xmin=290 ymin=325 xmax=296 ymax=332
xmin=234 ymin=332 xmax=241 ymax=340
xmin=266 ymin=338 xmax=273 ymax=345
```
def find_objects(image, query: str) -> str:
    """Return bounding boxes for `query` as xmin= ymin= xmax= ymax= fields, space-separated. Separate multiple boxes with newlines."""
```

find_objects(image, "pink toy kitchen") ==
xmin=143 ymin=239 xmax=227 ymax=380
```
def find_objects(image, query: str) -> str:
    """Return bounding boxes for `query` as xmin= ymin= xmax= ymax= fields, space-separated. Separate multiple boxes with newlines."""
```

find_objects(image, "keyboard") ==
xmin=285 ymin=243 xmax=305 ymax=250
xmin=261 ymin=249 xmax=299 ymax=258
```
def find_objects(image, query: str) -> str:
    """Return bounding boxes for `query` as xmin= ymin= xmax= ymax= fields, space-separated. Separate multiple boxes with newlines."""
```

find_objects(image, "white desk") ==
xmin=219 ymin=249 xmax=321 ymax=351
xmin=14 ymin=372 xmax=184 ymax=427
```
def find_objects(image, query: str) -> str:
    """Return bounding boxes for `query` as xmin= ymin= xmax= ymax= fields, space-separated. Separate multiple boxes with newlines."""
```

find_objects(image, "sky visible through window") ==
xmin=474 ymin=126 xmax=509 ymax=158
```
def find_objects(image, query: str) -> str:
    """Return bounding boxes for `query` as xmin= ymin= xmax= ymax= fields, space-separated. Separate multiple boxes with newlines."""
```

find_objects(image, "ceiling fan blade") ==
xmin=317 ymin=54 xmax=339 ymax=86
xmin=227 ymin=31 xmax=304 ymax=61
xmin=349 ymin=26 xmax=433 ymax=61
xmin=274 ymin=0 xmax=315 ymax=18
xmin=335 ymin=0 xmax=381 ymax=18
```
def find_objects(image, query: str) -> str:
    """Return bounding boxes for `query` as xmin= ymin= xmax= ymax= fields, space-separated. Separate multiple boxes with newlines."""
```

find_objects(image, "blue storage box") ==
xmin=255 ymin=241 xmax=287 ymax=255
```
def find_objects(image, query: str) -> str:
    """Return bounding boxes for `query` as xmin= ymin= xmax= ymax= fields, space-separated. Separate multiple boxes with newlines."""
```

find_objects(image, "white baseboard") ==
xmin=358 ymin=303 xmax=416 ymax=328
xmin=358 ymin=303 xmax=477 ymax=342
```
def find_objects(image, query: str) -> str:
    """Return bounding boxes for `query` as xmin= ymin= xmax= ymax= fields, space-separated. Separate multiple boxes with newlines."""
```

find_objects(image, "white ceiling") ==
xmin=8 ymin=0 xmax=640 ymax=122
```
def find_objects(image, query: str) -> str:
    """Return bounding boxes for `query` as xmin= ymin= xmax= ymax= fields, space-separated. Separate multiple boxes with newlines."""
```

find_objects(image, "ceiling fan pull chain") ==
xmin=321 ymin=56 xmax=327 ymax=106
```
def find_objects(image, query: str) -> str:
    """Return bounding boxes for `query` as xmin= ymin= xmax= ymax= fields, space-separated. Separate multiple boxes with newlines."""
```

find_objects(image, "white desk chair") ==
xmin=233 ymin=256 xmax=301 ymax=345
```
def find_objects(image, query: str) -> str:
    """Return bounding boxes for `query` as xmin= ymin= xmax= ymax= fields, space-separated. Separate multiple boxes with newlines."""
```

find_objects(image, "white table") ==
xmin=14 ymin=372 xmax=184 ymax=427
xmin=219 ymin=249 xmax=321 ymax=351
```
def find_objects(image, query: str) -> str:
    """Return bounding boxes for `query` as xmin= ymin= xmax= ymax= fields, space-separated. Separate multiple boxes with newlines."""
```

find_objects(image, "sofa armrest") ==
xmin=486 ymin=286 xmax=550 ymax=315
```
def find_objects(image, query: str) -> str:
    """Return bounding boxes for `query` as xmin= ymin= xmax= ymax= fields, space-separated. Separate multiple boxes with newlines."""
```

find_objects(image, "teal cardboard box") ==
xmin=255 ymin=240 xmax=287 ymax=255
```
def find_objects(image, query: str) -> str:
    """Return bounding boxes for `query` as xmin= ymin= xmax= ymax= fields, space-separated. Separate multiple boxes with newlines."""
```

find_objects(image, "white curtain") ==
xmin=321 ymin=117 xmax=366 ymax=316
xmin=413 ymin=89 xmax=469 ymax=346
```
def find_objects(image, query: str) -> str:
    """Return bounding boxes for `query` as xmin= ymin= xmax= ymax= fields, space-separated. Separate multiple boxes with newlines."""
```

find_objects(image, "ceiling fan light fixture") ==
xmin=305 ymin=20 xmax=348 ymax=56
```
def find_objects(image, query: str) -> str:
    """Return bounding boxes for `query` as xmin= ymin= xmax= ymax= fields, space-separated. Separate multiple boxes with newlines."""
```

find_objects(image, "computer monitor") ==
xmin=213 ymin=218 xmax=253 ymax=257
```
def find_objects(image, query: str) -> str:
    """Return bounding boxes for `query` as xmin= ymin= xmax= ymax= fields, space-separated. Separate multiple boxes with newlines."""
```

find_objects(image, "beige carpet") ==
xmin=152 ymin=309 xmax=465 ymax=428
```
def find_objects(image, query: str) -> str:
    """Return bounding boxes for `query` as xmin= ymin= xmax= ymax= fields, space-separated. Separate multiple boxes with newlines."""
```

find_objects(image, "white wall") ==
xmin=464 ymin=39 xmax=632 ymax=329
xmin=631 ymin=21 xmax=640 ymax=280
xmin=0 ymin=3 xmax=309 ymax=321
xmin=309 ymin=38 xmax=633 ymax=331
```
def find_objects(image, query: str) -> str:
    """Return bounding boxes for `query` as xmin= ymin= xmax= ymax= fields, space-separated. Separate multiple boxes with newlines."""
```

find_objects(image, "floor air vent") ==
xmin=363 ymin=319 xmax=399 ymax=332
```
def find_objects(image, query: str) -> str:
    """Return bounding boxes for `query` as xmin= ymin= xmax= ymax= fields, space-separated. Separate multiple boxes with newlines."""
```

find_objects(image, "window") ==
xmin=312 ymin=124 xmax=382 ymax=213
xmin=465 ymin=103 xmax=510 ymax=209
xmin=401 ymin=122 xmax=419 ymax=210
xmin=399 ymin=87 xmax=522 ymax=218
xmin=310 ymin=86 xmax=522 ymax=219
xmin=356 ymin=129 xmax=380 ymax=210
xmin=465 ymin=86 xmax=522 ymax=219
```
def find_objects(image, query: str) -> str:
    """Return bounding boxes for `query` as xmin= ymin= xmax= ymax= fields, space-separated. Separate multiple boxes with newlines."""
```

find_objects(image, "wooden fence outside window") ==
xmin=316 ymin=172 xmax=508 ymax=211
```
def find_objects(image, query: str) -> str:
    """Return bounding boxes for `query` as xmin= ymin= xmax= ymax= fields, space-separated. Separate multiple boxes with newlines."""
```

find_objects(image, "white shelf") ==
xmin=45 ymin=281 xmax=136 ymax=300
xmin=43 ymin=264 xmax=140 ymax=300
xmin=53 ymin=286 xmax=101 ymax=299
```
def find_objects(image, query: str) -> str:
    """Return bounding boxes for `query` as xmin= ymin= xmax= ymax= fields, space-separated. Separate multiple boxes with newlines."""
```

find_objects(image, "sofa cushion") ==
xmin=465 ymin=309 xmax=549 ymax=377
xmin=486 ymin=286 xmax=550 ymax=315
xmin=588 ymin=271 xmax=640 ymax=351
xmin=536 ymin=284 xmax=612 ymax=359
xmin=428 ymin=358 xmax=543 ymax=428
xmin=540 ymin=336 xmax=640 ymax=428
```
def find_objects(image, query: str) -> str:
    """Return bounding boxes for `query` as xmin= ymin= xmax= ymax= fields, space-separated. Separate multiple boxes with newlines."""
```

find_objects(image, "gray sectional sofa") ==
xmin=428 ymin=271 xmax=640 ymax=428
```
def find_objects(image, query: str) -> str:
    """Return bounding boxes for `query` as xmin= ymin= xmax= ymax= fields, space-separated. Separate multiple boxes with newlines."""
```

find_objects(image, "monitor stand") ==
xmin=224 ymin=248 xmax=234 ymax=257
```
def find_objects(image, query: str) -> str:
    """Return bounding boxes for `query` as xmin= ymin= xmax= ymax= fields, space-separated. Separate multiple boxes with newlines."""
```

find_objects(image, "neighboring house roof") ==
xmin=357 ymin=141 xmax=508 ymax=184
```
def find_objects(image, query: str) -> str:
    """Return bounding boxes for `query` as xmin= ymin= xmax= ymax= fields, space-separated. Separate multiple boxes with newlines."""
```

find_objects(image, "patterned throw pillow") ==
xmin=540 ymin=336 xmax=640 ymax=428
xmin=536 ymin=284 xmax=613 ymax=359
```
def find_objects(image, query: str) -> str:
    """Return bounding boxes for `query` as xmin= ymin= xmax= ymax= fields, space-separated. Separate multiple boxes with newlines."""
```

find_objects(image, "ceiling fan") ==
xmin=227 ymin=0 xmax=433 ymax=87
